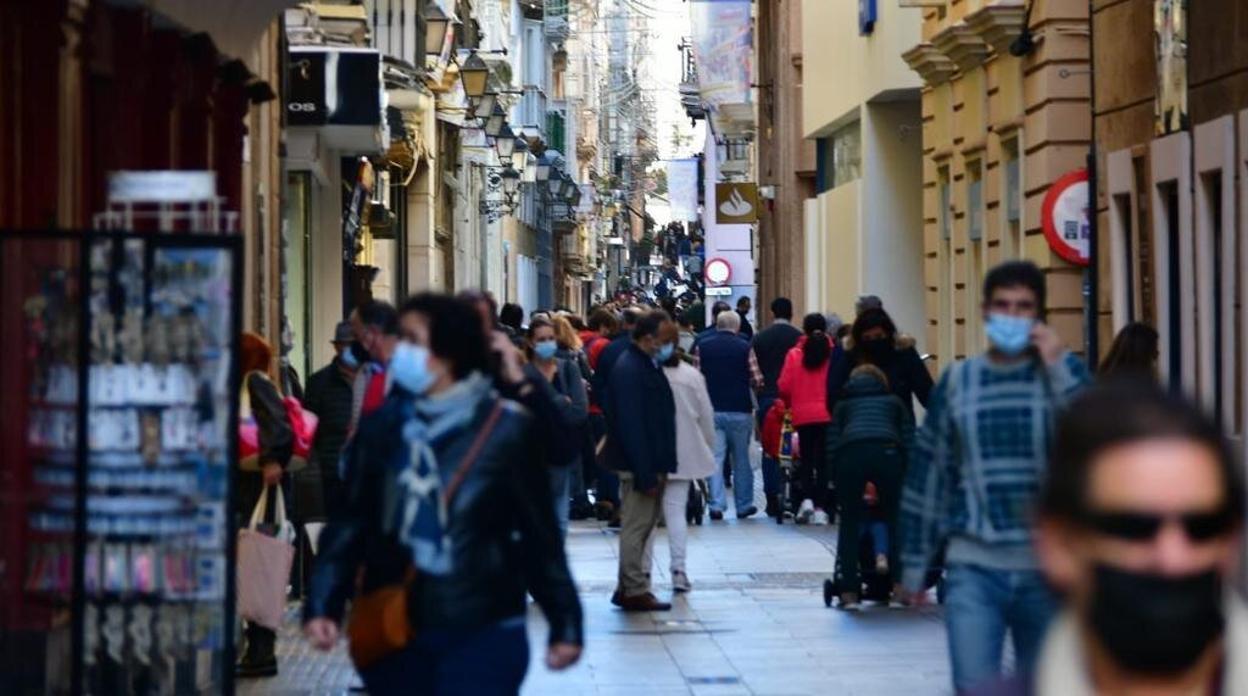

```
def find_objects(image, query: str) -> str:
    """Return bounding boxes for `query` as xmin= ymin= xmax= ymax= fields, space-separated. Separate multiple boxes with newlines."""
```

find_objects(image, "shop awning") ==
xmin=138 ymin=0 xmax=300 ymax=75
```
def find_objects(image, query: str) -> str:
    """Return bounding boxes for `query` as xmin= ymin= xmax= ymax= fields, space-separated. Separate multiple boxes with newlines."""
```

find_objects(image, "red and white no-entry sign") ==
xmin=704 ymin=257 xmax=732 ymax=286
xmin=1041 ymin=169 xmax=1090 ymax=267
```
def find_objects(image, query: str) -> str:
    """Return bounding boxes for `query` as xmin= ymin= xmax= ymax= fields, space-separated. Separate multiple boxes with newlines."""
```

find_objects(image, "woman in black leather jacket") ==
xmin=304 ymin=294 xmax=583 ymax=694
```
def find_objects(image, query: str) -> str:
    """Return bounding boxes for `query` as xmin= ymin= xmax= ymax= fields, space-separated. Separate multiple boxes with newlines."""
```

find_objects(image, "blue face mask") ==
xmin=390 ymin=341 xmax=436 ymax=395
xmin=533 ymin=339 xmax=559 ymax=361
xmin=656 ymin=343 xmax=676 ymax=363
xmin=984 ymin=313 xmax=1035 ymax=356
xmin=339 ymin=345 xmax=359 ymax=370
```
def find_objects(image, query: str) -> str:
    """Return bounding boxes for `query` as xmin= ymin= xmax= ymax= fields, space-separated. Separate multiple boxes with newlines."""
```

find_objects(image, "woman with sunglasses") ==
xmin=969 ymin=380 xmax=1247 ymax=695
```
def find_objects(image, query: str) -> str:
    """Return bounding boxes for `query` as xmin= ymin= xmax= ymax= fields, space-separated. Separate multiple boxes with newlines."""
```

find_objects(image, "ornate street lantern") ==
xmin=459 ymin=51 xmax=490 ymax=99
xmin=423 ymin=4 xmax=451 ymax=56
xmin=495 ymin=124 xmax=516 ymax=160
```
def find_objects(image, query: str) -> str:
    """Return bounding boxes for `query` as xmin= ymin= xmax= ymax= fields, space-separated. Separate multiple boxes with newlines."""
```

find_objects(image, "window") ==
xmin=937 ymin=164 xmax=954 ymax=362
xmin=546 ymin=111 xmax=566 ymax=154
xmin=1001 ymin=137 xmax=1021 ymax=258
xmin=815 ymin=123 xmax=861 ymax=192
xmin=830 ymin=121 xmax=861 ymax=188
xmin=967 ymin=161 xmax=984 ymax=241
xmin=938 ymin=165 xmax=952 ymax=240
xmin=1150 ymin=133 xmax=1193 ymax=393
xmin=1194 ymin=116 xmax=1239 ymax=433
xmin=967 ymin=161 xmax=984 ymax=352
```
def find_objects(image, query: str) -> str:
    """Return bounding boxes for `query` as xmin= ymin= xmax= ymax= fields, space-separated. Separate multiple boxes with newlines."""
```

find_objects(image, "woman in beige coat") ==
xmin=657 ymin=323 xmax=717 ymax=592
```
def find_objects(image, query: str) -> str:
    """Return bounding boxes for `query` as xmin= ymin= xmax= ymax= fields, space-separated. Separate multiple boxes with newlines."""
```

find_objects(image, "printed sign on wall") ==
xmin=715 ymin=183 xmax=760 ymax=225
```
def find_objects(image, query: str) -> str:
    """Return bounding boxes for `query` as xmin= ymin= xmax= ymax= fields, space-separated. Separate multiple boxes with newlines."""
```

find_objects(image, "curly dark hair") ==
xmin=400 ymin=293 xmax=492 ymax=380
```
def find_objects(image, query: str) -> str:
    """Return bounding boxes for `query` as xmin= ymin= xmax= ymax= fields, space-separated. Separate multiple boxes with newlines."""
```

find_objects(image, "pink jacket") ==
xmin=776 ymin=336 xmax=833 ymax=427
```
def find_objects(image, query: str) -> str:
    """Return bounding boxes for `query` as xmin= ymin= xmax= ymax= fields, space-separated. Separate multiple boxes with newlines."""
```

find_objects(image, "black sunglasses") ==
xmin=1081 ymin=508 xmax=1236 ymax=542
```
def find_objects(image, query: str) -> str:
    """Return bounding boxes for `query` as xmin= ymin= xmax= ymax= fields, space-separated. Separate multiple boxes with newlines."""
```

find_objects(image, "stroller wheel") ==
xmin=822 ymin=579 xmax=834 ymax=608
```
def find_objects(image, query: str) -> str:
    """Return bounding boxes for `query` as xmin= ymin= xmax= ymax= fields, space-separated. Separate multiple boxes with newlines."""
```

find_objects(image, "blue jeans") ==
xmin=944 ymin=563 xmax=1058 ymax=694
xmin=755 ymin=396 xmax=781 ymax=497
xmin=360 ymin=619 xmax=529 ymax=695
xmin=864 ymin=520 xmax=888 ymax=556
xmin=709 ymin=412 xmax=754 ymax=513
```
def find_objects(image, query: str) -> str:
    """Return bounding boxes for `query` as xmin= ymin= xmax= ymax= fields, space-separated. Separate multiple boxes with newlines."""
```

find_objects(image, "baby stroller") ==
xmin=822 ymin=482 xmax=945 ymax=607
xmin=761 ymin=400 xmax=798 ymax=524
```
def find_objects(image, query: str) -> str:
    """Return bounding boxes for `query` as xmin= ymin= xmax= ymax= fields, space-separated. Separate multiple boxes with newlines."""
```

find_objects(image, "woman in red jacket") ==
xmin=777 ymin=313 xmax=834 ymax=524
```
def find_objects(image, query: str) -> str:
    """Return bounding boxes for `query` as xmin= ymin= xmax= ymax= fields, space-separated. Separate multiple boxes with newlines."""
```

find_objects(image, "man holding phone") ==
xmin=899 ymin=261 xmax=1090 ymax=693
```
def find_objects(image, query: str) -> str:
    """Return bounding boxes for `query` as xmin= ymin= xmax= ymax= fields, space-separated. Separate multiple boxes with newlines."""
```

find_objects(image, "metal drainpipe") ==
xmin=1084 ymin=0 xmax=1100 ymax=370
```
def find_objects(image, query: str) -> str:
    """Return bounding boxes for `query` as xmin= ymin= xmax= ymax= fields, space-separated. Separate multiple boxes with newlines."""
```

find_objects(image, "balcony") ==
xmin=560 ymin=230 xmax=591 ymax=272
xmin=544 ymin=0 xmax=569 ymax=39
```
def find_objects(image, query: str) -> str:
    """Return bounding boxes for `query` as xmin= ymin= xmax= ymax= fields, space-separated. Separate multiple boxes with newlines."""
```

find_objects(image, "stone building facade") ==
xmin=904 ymin=0 xmax=1091 ymax=369
xmin=1093 ymin=0 xmax=1248 ymax=439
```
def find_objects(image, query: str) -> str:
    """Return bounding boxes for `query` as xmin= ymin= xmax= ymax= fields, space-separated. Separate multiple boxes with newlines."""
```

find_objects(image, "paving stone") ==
xmin=244 ymin=487 xmax=953 ymax=696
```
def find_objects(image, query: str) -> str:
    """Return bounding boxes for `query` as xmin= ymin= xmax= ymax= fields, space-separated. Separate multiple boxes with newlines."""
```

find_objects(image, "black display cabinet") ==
xmin=0 ymin=230 xmax=242 ymax=695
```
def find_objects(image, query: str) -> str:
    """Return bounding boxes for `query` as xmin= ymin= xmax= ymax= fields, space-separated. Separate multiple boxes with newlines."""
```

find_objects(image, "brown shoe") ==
xmin=610 ymin=589 xmax=624 ymax=607
xmin=618 ymin=592 xmax=672 ymax=612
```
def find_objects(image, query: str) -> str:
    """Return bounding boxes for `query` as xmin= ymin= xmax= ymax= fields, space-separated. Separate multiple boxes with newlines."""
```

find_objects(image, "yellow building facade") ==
xmin=800 ymin=0 xmax=927 ymax=341
xmin=904 ymin=0 xmax=1091 ymax=369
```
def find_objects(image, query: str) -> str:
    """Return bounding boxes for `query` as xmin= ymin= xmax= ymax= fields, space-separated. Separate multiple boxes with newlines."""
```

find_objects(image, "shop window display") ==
xmin=1 ymin=231 xmax=241 ymax=695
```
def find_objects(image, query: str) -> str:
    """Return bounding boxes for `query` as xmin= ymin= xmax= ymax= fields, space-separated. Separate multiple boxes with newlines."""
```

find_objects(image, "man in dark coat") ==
xmin=605 ymin=310 xmax=678 ymax=612
xmin=751 ymin=297 xmax=803 ymax=516
xmin=302 ymin=322 xmax=358 ymax=520
xmin=736 ymin=296 xmax=755 ymax=340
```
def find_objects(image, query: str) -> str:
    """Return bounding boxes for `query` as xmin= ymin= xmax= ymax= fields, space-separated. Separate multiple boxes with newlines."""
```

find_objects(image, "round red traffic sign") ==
xmin=704 ymin=257 xmax=732 ymax=286
xmin=1041 ymin=169 xmax=1090 ymax=267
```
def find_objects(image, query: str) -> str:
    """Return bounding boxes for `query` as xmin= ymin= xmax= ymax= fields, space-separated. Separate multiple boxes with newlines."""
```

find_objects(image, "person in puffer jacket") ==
xmin=776 ymin=313 xmax=836 ymax=524
xmin=826 ymin=364 xmax=915 ymax=610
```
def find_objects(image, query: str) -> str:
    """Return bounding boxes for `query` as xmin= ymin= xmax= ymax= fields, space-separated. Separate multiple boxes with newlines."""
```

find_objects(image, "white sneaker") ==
xmin=672 ymin=571 xmax=692 ymax=593
xmin=811 ymin=509 xmax=830 ymax=526
xmin=796 ymin=499 xmax=815 ymax=524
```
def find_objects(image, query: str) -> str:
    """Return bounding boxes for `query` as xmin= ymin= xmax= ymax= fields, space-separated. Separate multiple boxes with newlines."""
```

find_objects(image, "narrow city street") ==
xmin=243 ymin=481 xmax=952 ymax=696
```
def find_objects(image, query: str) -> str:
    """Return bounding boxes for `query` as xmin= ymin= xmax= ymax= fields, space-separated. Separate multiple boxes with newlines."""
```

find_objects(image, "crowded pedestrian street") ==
xmin=5 ymin=1 xmax=1248 ymax=695
xmin=243 ymin=490 xmax=953 ymax=696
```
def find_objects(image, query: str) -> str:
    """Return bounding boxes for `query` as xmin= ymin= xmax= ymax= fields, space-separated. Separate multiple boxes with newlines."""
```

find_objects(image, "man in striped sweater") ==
xmin=900 ymin=261 xmax=1090 ymax=694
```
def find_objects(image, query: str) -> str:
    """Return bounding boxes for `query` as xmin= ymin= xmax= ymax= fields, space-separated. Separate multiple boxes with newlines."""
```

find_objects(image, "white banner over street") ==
xmin=667 ymin=158 xmax=700 ymax=222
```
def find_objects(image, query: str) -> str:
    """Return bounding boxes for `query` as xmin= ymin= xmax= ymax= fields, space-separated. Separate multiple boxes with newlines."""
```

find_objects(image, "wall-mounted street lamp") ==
xmin=484 ymin=104 xmax=506 ymax=137
xmin=423 ymin=4 xmax=451 ymax=56
xmin=495 ymin=124 xmax=517 ymax=160
xmin=459 ymin=51 xmax=491 ymax=98
xmin=501 ymin=167 xmax=521 ymax=196
xmin=511 ymin=136 xmax=529 ymax=172
xmin=474 ymin=91 xmax=498 ymax=120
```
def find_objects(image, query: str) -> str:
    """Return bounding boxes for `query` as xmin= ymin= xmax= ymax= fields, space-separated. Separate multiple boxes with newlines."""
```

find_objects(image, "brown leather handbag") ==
xmin=347 ymin=402 xmax=504 ymax=669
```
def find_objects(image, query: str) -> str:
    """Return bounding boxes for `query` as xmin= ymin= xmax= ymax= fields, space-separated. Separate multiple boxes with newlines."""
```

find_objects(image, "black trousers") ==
xmin=796 ymin=424 xmax=829 ymax=510
xmin=833 ymin=440 xmax=904 ymax=593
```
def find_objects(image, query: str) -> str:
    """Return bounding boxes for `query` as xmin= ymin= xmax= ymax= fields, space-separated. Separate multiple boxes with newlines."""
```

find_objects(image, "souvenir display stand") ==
xmin=0 ymin=229 xmax=242 ymax=695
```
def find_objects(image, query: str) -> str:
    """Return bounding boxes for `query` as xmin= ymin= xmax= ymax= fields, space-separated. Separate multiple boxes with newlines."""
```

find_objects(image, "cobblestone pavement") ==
xmin=241 ymin=461 xmax=953 ymax=695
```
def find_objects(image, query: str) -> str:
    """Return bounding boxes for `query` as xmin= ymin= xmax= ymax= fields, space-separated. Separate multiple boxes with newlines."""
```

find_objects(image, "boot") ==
xmin=235 ymin=625 xmax=277 ymax=679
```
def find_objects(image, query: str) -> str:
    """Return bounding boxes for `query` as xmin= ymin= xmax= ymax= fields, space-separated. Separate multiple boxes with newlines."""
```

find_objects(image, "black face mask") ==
xmin=350 ymin=340 xmax=371 ymax=365
xmin=860 ymin=337 xmax=892 ymax=362
xmin=1088 ymin=564 xmax=1225 ymax=675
